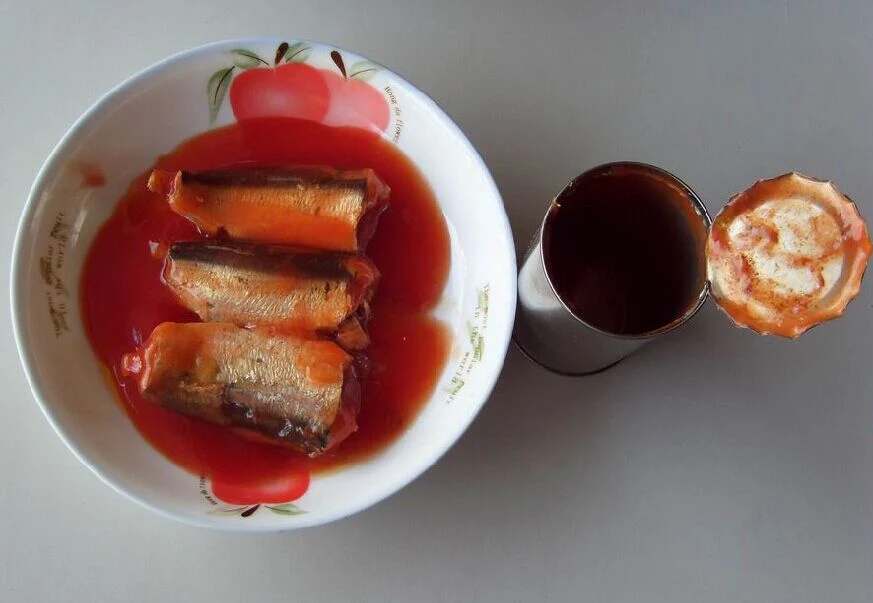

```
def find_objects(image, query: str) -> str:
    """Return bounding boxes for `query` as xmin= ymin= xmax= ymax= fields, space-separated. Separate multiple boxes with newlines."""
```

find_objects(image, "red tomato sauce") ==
xmin=81 ymin=117 xmax=451 ymax=496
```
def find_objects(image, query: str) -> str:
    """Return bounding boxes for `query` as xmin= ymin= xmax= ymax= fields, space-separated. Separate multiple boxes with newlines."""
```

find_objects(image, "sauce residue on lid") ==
xmin=707 ymin=172 xmax=871 ymax=338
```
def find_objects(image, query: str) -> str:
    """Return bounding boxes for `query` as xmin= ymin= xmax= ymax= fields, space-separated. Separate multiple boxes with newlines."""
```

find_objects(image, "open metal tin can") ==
xmin=514 ymin=162 xmax=871 ymax=375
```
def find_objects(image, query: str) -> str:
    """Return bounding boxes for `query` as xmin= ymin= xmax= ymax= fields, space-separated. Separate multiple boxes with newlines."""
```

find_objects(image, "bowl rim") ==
xmin=9 ymin=37 xmax=517 ymax=530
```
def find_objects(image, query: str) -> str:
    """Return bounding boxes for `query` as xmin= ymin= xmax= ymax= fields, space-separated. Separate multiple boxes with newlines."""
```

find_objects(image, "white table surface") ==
xmin=4 ymin=1 xmax=873 ymax=601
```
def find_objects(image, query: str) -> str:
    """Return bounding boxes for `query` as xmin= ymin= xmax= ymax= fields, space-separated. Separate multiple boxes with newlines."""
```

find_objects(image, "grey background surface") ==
xmin=3 ymin=1 xmax=873 ymax=601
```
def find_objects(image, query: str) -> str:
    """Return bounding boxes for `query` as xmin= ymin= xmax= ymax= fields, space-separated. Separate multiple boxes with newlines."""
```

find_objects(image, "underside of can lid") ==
xmin=706 ymin=172 xmax=871 ymax=338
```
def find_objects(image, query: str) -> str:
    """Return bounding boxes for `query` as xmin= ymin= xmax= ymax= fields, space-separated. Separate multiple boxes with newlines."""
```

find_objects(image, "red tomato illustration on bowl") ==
xmin=208 ymin=467 xmax=310 ymax=518
xmin=209 ymin=43 xmax=390 ymax=133
xmin=229 ymin=63 xmax=330 ymax=123
xmin=212 ymin=470 xmax=310 ymax=506
xmin=320 ymin=69 xmax=391 ymax=132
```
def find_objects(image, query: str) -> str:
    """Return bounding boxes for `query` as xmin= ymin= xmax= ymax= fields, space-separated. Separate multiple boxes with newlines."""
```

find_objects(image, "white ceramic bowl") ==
xmin=11 ymin=39 xmax=516 ymax=530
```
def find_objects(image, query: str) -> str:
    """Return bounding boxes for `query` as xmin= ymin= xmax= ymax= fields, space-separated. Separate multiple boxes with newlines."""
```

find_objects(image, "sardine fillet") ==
xmin=148 ymin=167 xmax=390 ymax=252
xmin=163 ymin=242 xmax=378 ymax=341
xmin=123 ymin=322 xmax=359 ymax=456
xmin=335 ymin=315 xmax=370 ymax=351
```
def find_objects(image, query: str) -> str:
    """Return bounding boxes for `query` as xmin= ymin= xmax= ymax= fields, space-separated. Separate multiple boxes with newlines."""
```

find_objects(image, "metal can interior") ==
xmin=514 ymin=162 xmax=712 ymax=375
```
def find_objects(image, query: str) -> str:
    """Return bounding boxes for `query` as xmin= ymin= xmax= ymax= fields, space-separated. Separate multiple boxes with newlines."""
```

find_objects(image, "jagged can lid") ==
xmin=706 ymin=172 xmax=871 ymax=338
